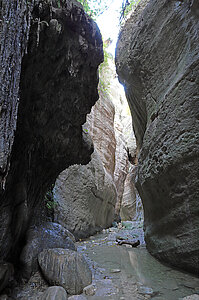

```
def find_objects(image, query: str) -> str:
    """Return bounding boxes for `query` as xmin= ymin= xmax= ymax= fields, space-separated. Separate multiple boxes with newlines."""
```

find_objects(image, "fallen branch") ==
xmin=116 ymin=239 xmax=140 ymax=247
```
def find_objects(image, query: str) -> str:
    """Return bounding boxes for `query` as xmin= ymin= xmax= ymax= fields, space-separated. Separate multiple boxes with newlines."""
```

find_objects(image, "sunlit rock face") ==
xmin=87 ymin=89 xmax=116 ymax=178
xmin=116 ymin=0 xmax=199 ymax=274
xmin=53 ymin=83 xmax=117 ymax=239
xmin=0 ymin=0 xmax=103 ymax=262
xmin=53 ymin=151 xmax=117 ymax=239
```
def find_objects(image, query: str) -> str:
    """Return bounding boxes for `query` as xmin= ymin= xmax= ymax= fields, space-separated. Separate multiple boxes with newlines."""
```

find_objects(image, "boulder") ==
xmin=20 ymin=222 xmax=76 ymax=279
xmin=53 ymin=151 xmax=117 ymax=239
xmin=40 ymin=286 xmax=67 ymax=300
xmin=116 ymin=0 xmax=199 ymax=274
xmin=38 ymin=248 xmax=92 ymax=295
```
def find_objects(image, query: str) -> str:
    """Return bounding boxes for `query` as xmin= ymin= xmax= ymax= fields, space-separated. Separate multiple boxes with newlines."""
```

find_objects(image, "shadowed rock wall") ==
xmin=0 ymin=0 xmax=103 ymax=265
xmin=116 ymin=0 xmax=199 ymax=274
xmin=0 ymin=0 xmax=33 ymax=191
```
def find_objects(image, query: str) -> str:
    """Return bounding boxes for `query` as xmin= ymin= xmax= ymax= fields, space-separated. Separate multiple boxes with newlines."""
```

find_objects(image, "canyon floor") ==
xmin=77 ymin=221 xmax=199 ymax=300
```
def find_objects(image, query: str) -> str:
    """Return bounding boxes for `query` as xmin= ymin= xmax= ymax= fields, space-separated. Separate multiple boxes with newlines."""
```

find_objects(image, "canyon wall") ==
xmin=116 ymin=0 xmax=199 ymax=274
xmin=53 ymin=58 xmax=142 ymax=238
xmin=0 ymin=0 xmax=103 ymax=270
xmin=53 ymin=89 xmax=117 ymax=239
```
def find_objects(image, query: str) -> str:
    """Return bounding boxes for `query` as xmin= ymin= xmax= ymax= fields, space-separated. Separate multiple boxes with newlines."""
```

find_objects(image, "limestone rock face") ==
xmin=53 ymin=68 xmax=118 ymax=238
xmin=0 ymin=0 xmax=103 ymax=263
xmin=38 ymin=248 xmax=92 ymax=295
xmin=86 ymin=91 xmax=116 ymax=177
xmin=20 ymin=222 xmax=76 ymax=279
xmin=120 ymin=165 xmax=137 ymax=221
xmin=53 ymin=151 xmax=117 ymax=239
xmin=116 ymin=0 xmax=199 ymax=274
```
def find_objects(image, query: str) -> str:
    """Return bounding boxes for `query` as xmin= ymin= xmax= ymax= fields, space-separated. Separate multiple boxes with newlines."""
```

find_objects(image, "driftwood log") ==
xmin=116 ymin=239 xmax=140 ymax=247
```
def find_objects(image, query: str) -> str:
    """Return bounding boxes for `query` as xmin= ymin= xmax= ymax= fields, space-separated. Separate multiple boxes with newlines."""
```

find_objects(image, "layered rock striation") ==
xmin=116 ymin=0 xmax=199 ymax=274
xmin=0 ymin=0 xmax=103 ymax=270
xmin=53 ymin=74 xmax=118 ymax=239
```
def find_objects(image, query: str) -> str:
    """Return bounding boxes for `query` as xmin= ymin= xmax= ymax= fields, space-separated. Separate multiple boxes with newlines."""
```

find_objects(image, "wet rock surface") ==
xmin=38 ymin=248 xmax=92 ymax=295
xmin=116 ymin=0 xmax=199 ymax=274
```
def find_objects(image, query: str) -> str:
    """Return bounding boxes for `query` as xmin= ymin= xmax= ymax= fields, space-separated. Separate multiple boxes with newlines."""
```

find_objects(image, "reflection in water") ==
xmin=129 ymin=251 xmax=146 ymax=284
xmin=78 ymin=229 xmax=199 ymax=300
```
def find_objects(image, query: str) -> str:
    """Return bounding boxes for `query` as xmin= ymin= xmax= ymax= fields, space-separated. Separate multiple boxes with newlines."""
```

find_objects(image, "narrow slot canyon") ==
xmin=0 ymin=0 xmax=199 ymax=299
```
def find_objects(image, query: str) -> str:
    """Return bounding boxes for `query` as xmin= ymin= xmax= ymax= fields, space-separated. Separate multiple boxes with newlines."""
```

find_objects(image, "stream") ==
xmin=77 ymin=221 xmax=199 ymax=300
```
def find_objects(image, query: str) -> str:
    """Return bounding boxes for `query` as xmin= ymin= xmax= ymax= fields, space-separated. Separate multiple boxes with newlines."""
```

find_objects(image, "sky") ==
xmin=96 ymin=0 xmax=123 ymax=56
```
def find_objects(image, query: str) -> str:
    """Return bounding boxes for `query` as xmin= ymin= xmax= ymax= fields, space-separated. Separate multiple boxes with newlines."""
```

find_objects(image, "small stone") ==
xmin=172 ymin=286 xmax=179 ymax=291
xmin=110 ymin=269 xmax=121 ymax=273
xmin=40 ymin=286 xmax=67 ymax=300
xmin=138 ymin=286 xmax=154 ymax=295
xmin=83 ymin=284 xmax=95 ymax=296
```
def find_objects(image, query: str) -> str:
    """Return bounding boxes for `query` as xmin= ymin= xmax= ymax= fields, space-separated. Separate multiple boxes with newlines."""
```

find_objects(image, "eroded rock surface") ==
xmin=20 ymin=222 xmax=76 ymax=279
xmin=0 ymin=0 xmax=33 ymax=190
xmin=38 ymin=248 xmax=92 ymax=295
xmin=53 ymin=151 xmax=117 ymax=239
xmin=116 ymin=0 xmax=199 ymax=274
xmin=0 ymin=0 xmax=103 ymax=268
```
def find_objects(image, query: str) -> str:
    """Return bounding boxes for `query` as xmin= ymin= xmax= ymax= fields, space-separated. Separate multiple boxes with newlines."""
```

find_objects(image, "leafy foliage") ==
xmin=98 ymin=41 xmax=112 ymax=95
xmin=120 ymin=0 xmax=141 ymax=22
xmin=77 ymin=0 xmax=110 ymax=19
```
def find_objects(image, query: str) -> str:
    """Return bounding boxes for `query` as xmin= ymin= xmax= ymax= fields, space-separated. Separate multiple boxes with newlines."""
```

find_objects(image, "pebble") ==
xmin=83 ymin=284 xmax=96 ymax=296
xmin=138 ymin=286 xmax=154 ymax=295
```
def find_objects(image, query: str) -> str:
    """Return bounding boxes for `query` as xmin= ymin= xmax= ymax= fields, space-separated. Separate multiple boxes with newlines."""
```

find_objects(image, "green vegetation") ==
xmin=77 ymin=0 xmax=110 ymax=19
xmin=98 ymin=41 xmax=112 ymax=95
xmin=44 ymin=185 xmax=57 ymax=211
xmin=120 ymin=0 xmax=141 ymax=22
xmin=76 ymin=0 xmax=141 ymax=22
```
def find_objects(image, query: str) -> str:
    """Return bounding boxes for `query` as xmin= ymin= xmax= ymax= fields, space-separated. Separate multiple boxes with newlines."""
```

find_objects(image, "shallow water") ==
xmin=78 ymin=225 xmax=199 ymax=300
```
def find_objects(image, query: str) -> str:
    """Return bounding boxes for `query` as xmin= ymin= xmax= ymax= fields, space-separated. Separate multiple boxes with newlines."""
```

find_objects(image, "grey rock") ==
xmin=40 ymin=286 xmax=67 ymax=300
xmin=53 ymin=151 xmax=117 ymax=239
xmin=83 ymin=284 xmax=95 ymax=296
xmin=116 ymin=0 xmax=199 ymax=274
xmin=38 ymin=248 xmax=92 ymax=295
xmin=20 ymin=222 xmax=76 ymax=279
